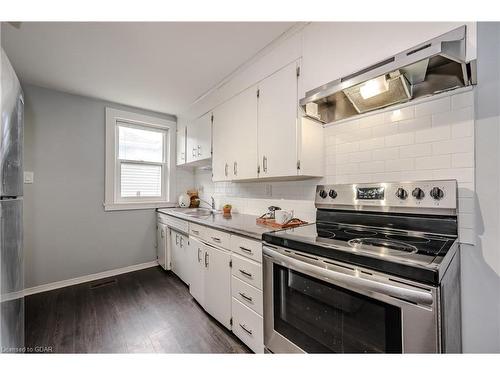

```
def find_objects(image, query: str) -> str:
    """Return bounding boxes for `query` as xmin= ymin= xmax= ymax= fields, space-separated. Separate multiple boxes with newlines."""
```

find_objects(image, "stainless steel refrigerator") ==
xmin=0 ymin=48 xmax=24 ymax=353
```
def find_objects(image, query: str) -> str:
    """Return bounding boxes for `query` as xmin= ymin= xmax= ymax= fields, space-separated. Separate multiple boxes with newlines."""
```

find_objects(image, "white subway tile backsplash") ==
xmin=372 ymin=123 xmax=399 ymax=137
xmin=432 ymin=168 xmax=474 ymax=182
xmin=452 ymin=152 xmax=474 ymax=168
xmin=432 ymin=106 xmax=473 ymax=128
xmin=432 ymin=138 xmax=473 ymax=155
xmin=451 ymin=90 xmax=474 ymax=110
xmin=415 ymin=126 xmax=451 ymax=143
xmin=397 ymin=116 xmax=432 ymax=132
xmin=385 ymin=132 xmax=415 ymax=147
xmin=452 ymin=118 xmax=474 ymax=138
xmin=414 ymin=97 xmax=451 ymax=117
xmin=385 ymin=107 xmax=414 ymax=122
xmin=336 ymin=142 xmax=359 ymax=154
xmin=399 ymin=143 xmax=432 ymax=158
xmin=385 ymin=158 xmax=414 ymax=172
xmin=415 ymin=155 xmax=451 ymax=170
xmin=372 ymin=147 xmax=399 ymax=161
xmin=359 ymin=137 xmax=385 ymax=151
xmin=459 ymin=228 xmax=474 ymax=244
xmin=359 ymin=112 xmax=385 ymax=128
xmin=348 ymin=150 xmax=373 ymax=163
xmin=336 ymin=163 xmax=359 ymax=175
xmin=359 ymin=161 xmax=385 ymax=174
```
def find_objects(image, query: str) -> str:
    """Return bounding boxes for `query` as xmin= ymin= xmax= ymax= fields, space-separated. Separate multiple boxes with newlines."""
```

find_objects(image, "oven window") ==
xmin=273 ymin=265 xmax=402 ymax=353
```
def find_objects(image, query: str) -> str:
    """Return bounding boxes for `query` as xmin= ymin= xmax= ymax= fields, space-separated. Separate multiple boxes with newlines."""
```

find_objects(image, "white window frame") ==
xmin=104 ymin=108 xmax=176 ymax=211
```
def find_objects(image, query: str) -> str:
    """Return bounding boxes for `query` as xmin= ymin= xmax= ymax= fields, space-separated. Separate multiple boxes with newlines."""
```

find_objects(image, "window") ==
xmin=105 ymin=108 xmax=175 ymax=211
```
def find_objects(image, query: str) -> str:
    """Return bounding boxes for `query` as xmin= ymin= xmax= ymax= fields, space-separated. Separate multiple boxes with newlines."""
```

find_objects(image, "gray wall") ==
xmin=461 ymin=22 xmax=500 ymax=352
xmin=22 ymin=84 xmax=180 ymax=288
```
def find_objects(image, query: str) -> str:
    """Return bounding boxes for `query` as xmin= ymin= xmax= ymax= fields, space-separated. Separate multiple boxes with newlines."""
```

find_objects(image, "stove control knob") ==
xmin=395 ymin=188 xmax=408 ymax=200
xmin=318 ymin=189 xmax=328 ymax=199
xmin=412 ymin=187 xmax=425 ymax=200
xmin=430 ymin=187 xmax=444 ymax=200
xmin=328 ymin=189 xmax=338 ymax=199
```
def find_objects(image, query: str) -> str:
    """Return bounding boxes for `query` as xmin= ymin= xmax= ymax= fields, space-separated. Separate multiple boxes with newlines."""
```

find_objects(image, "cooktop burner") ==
xmin=348 ymin=238 xmax=418 ymax=253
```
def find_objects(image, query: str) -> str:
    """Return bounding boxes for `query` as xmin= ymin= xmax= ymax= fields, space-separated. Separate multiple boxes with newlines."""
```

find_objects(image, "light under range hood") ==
xmin=300 ymin=25 xmax=476 ymax=124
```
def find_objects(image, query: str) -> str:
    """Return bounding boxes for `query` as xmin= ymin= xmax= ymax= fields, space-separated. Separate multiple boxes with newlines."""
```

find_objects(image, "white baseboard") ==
xmin=23 ymin=260 xmax=159 ymax=296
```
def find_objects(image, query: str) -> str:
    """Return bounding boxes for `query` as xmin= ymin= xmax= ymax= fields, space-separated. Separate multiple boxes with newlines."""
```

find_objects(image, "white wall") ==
xmin=23 ymin=84 xmax=193 ymax=288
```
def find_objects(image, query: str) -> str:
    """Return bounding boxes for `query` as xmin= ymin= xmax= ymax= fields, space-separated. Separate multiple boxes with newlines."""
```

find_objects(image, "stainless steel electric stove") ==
xmin=262 ymin=180 xmax=461 ymax=354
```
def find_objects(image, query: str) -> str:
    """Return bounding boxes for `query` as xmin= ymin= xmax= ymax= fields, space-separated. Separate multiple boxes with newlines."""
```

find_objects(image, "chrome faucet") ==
xmin=198 ymin=196 xmax=217 ymax=213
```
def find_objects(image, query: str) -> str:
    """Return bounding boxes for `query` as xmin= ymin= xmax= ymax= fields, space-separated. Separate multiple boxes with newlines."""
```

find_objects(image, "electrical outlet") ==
xmin=24 ymin=171 xmax=34 ymax=184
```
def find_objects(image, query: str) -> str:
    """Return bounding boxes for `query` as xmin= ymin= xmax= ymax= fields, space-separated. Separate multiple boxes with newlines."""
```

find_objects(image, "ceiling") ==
xmin=1 ymin=22 xmax=295 ymax=116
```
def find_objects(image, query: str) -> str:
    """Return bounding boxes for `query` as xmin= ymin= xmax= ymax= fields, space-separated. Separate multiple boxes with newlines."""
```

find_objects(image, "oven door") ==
xmin=263 ymin=245 xmax=439 ymax=353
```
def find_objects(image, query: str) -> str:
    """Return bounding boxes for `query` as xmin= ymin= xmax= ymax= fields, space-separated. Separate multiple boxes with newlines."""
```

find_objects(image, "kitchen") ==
xmin=1 ymin=2 xmax=499 ymax=372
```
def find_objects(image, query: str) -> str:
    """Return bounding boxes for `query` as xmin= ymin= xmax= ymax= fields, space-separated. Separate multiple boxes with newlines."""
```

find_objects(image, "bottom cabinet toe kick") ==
xmin=157 ymin=211 xmax=265 ymax=353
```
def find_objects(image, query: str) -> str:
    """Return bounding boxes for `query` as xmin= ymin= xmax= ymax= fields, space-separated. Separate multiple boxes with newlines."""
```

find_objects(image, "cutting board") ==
xmin=256 ymin=217 xmax=307 ymax=229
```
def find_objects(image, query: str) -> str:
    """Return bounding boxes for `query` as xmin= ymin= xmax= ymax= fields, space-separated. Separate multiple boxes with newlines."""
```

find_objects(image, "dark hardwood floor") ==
xmin=25 ymin=266 xmax=251 ymax=353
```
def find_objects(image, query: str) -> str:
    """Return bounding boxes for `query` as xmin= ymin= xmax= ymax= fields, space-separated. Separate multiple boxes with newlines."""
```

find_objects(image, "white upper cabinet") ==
xmin=212 ymin=59 xmax=323 ymax=182
xmin=176 ymin=123 xmax=186 ymax=166
xmin=257 ymin=61 xmax=299 ymax=178
xmin=186 ymin=111 xmax=212 ymax=164
xmin=212 ymin=85 xmax=258 ymax=182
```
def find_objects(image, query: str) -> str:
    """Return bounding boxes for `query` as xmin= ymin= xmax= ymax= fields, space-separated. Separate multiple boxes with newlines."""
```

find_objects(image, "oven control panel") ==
xmin=315 ymin=180 xmax=457 ymax=213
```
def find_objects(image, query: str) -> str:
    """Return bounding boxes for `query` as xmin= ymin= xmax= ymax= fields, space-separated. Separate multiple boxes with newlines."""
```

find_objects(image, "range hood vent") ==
xmin=300 ymin=26 xmax=475 ymax=124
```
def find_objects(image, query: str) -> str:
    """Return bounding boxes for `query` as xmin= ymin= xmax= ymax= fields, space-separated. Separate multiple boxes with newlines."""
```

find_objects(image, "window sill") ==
xmin=103 ymin=201 xmax=177 ymax=212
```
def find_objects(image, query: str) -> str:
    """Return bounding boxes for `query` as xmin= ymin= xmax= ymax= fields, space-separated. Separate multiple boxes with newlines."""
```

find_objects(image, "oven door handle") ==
xmin=263 ymin=246 xmax=434 ymax=306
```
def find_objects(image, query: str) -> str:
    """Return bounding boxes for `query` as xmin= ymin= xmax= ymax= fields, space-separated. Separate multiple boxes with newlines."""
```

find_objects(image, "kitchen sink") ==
xmin=174 ymin=207 xmax=217 ymax=217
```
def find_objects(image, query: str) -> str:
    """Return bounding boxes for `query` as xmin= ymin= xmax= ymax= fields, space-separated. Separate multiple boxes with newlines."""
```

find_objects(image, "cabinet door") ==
xmin=187 ymin=112 xmax=212 ymax=163
xmin=231 ymin=86 xmax=258 ymax=180
xmin=176 ymin=124 xmax=186 ymax=166
xmin=171 ymin=229 xmax=187 ymax=283
xmin=258 ymin=61 xmax=299 ymax=178
xmin=212 ymin=101 xmax=231 ymax=181
xmin=195 ymin=112 xmax=212 ymax=161
xmin=203 ymin=244 xmax=232 ymax=329
xmin=178 ymin=233 xmax=189 ymax=285
xmin=188 ymin=237 xmax=205 ymax=306
xmin=157 ymin=223 xmax=168 ymax=270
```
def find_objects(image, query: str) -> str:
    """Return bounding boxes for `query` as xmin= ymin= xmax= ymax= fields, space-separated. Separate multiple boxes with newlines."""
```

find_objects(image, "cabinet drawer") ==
xmin=231 ymin=276 xmax=263 ymax=316
xmin=230 ymin=235 xmax=262 ymax=263
xmin=158 ymin=213 xmax=189 ymax=233
xmin=189 ymin=223 xmax=207 ymax=238
xmin=232 ymin=298 xmax=264 ymax=354
xmin=231 ymin=253 xmax=262 ymax=290
xmin=205 ymin=227 xmax=231 ymax=249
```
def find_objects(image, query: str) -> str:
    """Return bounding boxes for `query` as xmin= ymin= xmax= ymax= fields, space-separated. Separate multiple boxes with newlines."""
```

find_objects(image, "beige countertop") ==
xmin=157 ymin=208 xmax=277 ymax=240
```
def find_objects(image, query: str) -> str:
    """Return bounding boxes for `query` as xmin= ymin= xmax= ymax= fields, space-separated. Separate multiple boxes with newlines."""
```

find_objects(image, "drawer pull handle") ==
xmin=239 ymin=324 xmax=253 ymax=336
xmin=192 ymin=230 xmax=200 ymax=235
xmin=211 ymin=237 xmax=221 ymax=242
xmin=239 ymin=292 xmax=253 ymax=302
xmin=239 ymin=246 xmax=253 ymax=254
xmin=239 ymin=269 xmax=252 ymax=278
xmin=197 ymin=248 xmax=202 ymax=263
xmin=205 ymin=252 xmax=209 ymax=267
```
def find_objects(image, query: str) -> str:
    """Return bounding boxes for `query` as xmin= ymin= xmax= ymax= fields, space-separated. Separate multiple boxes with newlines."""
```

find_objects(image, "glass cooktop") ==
xmin=263 ymin=222 xmax=456 ymax=268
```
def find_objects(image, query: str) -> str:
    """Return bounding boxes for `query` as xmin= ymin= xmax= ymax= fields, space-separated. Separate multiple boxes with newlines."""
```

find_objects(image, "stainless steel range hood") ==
xmin=300 ymin=26 xmax=476 ymax=124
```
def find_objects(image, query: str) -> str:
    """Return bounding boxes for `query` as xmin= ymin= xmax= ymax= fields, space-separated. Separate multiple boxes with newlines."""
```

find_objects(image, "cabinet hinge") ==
xmin=256 ymin=89 xmax=260 ymax=98
xmin=230 ymin=317 xmax=233 ymax=326
xmin=257 ymin=165 xmax=261 ymax=174
xmin=297 ymin=160 xmax=301 ymax=170
xmin=229 ymin=260 xmax=233 ymax=268
xmin=211 ymin=114 xmax=214 ymax=123
xmin=296 ymin=66 xmax=301 ymax=77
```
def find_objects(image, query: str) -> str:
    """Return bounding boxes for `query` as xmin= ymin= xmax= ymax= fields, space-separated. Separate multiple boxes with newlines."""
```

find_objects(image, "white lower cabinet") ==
xmin=203 ymin=243 xmax=232 ymax=330
xmin=170 ymin=229 xmax=190 ymax=285
xmin=188 ymin=236 xmax=205 ymax=307
xmin=232 ymin=298 xmax=264 ymax=353
xmin=181 ymin=222 xmax=264 ymax=352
